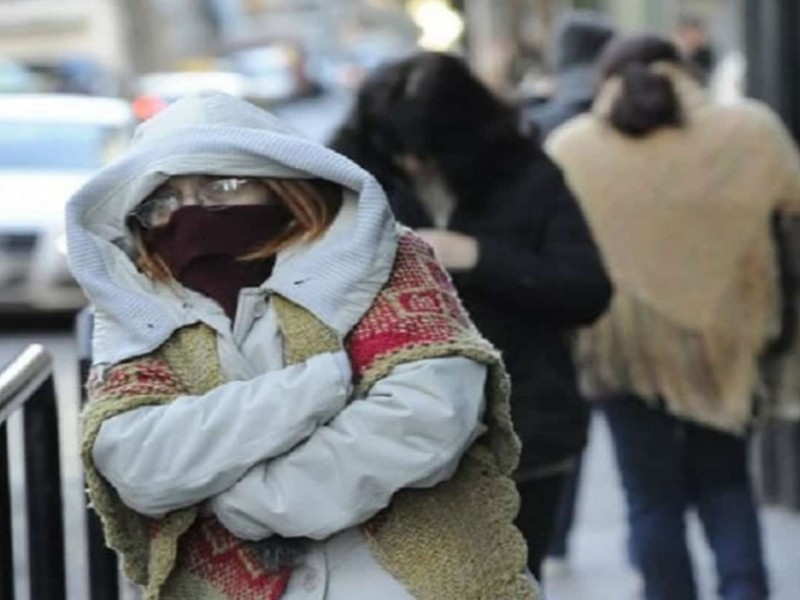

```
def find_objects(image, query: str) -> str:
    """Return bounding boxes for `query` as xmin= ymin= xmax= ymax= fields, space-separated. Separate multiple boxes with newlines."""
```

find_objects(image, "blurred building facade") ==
xmin=0 ymin=0 xmax=128 ymax=73
xmin=0 ymin=0 xmax=742 ymax=94
xmin=744 ymin=0 xmax=800 ymax=514
xmin=0 ymin=0 xmax=419 ymax=89
xmin=744 ymin=0 xmax=800 ymax=136
xmin=458 ymin=0 xmax=743 ymax=93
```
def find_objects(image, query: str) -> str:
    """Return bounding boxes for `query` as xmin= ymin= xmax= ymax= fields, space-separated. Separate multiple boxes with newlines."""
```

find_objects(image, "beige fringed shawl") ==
xmin=81 ymin=233 xmax=537 ymax=599
xmin=547 ymin=65 xmax=800 ymax=433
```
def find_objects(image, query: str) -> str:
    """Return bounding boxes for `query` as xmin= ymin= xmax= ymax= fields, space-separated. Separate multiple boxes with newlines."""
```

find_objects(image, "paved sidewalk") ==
xmin=545 ymin=416 xmax=800 ymax=600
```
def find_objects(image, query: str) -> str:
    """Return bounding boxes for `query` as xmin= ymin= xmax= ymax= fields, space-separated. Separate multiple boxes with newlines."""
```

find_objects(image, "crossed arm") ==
xmin=92 ymin=353 xmax=487 ymax=540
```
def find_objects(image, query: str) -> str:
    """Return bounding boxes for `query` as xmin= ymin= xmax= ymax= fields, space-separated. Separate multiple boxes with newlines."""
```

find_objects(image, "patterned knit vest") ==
xmin=81 ymin=232 xmax=537 ymax=599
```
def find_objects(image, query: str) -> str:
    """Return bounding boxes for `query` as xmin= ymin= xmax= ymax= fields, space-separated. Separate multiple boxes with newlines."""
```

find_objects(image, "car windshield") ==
xmin=0 ymin=121 xmax=124 ymax=170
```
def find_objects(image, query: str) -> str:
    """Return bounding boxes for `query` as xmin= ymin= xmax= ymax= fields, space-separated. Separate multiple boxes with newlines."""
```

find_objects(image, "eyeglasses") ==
xmin=129 ymin=176 xmax=274 ymax=229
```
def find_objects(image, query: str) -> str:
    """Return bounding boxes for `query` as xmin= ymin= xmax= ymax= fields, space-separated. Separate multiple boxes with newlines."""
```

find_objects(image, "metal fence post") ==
xmin=1 ymin=345 xmax=66 ymax=599
xmin=23 ymin=374 xmax=66 ymax=600
xmin=0 ymin=423 xmax=13 ymax=599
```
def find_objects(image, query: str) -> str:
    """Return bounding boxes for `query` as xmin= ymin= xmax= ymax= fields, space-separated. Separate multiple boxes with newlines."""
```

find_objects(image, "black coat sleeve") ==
xmin=455 ymin=166 xmax=612 ymax=327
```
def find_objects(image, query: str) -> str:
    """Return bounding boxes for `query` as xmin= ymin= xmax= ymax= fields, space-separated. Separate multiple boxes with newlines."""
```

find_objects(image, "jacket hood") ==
xmin=66 ymin=91 xmax=398 ymax=365
xmin=552 ymin=11 xmax=615 ymax=72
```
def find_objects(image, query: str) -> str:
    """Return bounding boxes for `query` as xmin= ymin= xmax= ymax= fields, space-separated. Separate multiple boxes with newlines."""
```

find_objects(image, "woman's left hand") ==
xmin=416 ymin=229 xmax=478 ymax=271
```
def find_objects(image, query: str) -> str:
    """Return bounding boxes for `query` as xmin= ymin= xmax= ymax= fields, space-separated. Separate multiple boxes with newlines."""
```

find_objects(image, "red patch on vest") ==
xmin=347 ymin=232 xmax=472 ymax=380
xmin=178 ymin=517 xmax=290 ymax=599
xmin=89 ymin=356 xmax=183 ymax=402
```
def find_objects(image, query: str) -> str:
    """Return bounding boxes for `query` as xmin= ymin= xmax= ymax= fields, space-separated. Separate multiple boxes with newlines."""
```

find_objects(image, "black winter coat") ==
xmin=332 ymin=136 xmax=612 ymax=476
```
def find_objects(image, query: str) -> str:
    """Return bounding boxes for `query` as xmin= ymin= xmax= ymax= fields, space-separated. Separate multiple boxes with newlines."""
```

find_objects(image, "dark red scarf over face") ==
xmin=144 ymin=204 xmax=293 ymax=319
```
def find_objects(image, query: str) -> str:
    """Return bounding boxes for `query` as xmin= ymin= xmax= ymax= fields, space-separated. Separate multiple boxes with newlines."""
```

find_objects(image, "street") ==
xmin=2 ymin=91 xmax=800 ymax=599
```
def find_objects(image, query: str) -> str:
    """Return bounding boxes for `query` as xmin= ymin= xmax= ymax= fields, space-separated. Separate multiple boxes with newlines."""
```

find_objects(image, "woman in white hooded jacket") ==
xmin=67 ymin=92 xmax=539 ymax=600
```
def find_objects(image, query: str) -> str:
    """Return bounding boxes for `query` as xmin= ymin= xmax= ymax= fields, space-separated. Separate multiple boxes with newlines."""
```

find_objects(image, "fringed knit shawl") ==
xmin=82 ymin=232 xmax=537 ymax=600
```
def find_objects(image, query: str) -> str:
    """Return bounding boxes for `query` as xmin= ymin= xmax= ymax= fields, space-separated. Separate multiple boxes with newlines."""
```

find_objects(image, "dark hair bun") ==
xmin=598 ymin=35 xmax=686 ymax=137
xmin=610 ymin=64 xmax=682 ymax=137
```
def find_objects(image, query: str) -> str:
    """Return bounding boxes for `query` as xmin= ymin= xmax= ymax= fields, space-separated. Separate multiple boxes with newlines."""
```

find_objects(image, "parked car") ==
xmin=133 ymin=49 xmax=315 ymax=122
xmin=133 ymin=70 xmax=251 ymax=120
xmin=0 ymin=94 xmax=134 ymax=313
xmin=0 ymin=59 xmax=41 ymax=93
xmin=135 ymin=70 xmax=251 ymax=104
xmin=225 ymin=40 xmax=320 ymax=102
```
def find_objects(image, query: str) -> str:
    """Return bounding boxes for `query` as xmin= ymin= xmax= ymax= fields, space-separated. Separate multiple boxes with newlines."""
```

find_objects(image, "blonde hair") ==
xmin=132 ymin=178 xmax=343 ymax=281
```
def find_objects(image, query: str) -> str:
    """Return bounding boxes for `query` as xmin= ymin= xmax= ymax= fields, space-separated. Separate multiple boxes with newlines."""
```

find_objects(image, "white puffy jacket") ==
xmin=93 ymin=288 xmax=487 ymax=598
xmin=68 ymin=92 xmax=492 ymax=598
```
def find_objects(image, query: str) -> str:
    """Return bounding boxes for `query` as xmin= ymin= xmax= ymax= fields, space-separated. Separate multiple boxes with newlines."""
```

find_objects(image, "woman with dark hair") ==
xmin=548 ymin=34 xmax=800 ymax=600
xmin=330 ymin=52 xmax=612 ymax=581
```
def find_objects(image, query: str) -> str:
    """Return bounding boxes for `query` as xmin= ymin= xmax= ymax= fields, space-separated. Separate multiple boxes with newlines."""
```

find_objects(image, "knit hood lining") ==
xmin=66 ymin=92 xmax=398 ymax=365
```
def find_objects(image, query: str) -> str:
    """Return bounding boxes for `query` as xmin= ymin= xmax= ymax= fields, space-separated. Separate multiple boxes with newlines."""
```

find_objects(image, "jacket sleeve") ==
xmin=92 ymin=351 xmax=352 ymax=517
xmin=208 ymin=356 xmax=487 ymax=541
xmin=454 ymin=164 xmax=612 ymax=326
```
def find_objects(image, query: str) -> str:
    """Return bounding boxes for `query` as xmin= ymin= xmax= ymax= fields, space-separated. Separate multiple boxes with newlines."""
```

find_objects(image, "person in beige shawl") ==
xmin=547 ymin=35 xmax=800 ymax=600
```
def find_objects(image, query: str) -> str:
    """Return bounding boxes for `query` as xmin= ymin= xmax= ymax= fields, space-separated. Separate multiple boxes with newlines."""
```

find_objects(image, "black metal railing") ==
xmin=0 ymin=345 xmax=66 ymax=600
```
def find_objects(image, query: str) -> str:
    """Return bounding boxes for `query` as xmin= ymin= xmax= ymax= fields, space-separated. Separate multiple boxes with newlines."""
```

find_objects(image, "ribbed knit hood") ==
xmin=66 ymin=92 xmax=398 ymax=365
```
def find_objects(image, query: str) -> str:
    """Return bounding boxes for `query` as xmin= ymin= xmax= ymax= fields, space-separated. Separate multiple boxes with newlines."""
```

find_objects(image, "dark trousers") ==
xmin=546 ymin=452 xmax=583 ymax=558
xmin=515 ymin=472 xmax=569 ymax=581
xmin=602 ymin=395 xmax=769 ymax=600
